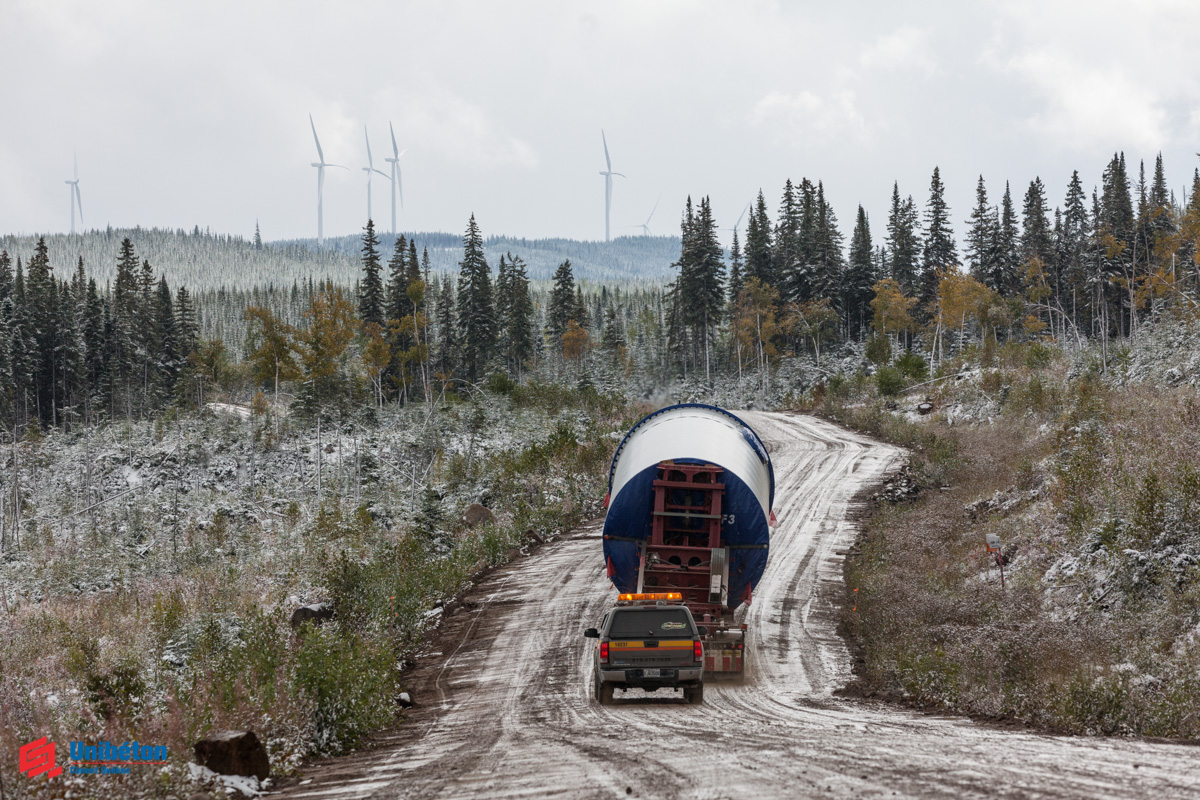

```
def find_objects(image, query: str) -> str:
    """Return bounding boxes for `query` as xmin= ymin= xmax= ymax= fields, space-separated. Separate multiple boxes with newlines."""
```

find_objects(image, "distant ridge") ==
xmin=0 ymin=228 xmax=680 ymax=291
xmin=276 ymin=232 xmax=682 ymax=283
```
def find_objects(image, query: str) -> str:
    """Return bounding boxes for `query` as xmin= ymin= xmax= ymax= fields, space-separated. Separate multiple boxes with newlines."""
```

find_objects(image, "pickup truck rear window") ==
xmin=608 ymin=609 xmax=694 ymax=638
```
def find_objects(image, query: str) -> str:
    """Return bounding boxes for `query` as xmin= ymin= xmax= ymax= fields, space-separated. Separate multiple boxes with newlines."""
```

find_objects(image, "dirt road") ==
xmin=272 ymin=412 xmax=1200 ymax=800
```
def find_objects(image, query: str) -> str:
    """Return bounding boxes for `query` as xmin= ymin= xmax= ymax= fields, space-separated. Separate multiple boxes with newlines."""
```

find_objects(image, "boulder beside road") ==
xmin=194 ymin=729 xmax=270 ymax=780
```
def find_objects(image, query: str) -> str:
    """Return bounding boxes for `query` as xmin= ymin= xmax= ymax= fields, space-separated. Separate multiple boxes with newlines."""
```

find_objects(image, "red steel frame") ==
xmin=632 ymin=460 xmax=747 ymax=674
xmin=640 ymin=461 xmax=725 ymax=621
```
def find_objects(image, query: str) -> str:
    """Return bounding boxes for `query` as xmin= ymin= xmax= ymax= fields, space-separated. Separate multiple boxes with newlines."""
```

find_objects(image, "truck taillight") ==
xmin=600 ymin=642 xmax=609 ymax=663
xmin=694 ymin=640 xmax=703 ymax=661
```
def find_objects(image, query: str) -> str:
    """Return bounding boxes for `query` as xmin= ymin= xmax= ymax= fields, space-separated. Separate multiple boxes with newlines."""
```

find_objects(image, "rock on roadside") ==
xmin=461 ymin=503 xmax=496 ymax=527
xmin=194 ymin=729 xmax=271 ymax=781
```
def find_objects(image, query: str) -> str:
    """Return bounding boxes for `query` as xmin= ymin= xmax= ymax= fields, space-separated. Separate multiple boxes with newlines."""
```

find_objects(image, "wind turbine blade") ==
xmin=646 ymin=194 xmax=661 ymax=224
xmin=75 ymin=184 xmax=83 ymax=223
xmin=327 ymin=163 xmax=350 ymax=170
xmin=310 ymin=114 xmax=325 ymax=162
xmin=736 ymin=200 xmax=750 ymax=228
xmin=364 ymin=126 xmax=374 ymax=167
xmin=389 ymin=121 xmax=399 ymax=158
xmin=373 ymin=168 xmax=389 ymax=179
xmin=74 ymin=149 xmax=78 ymax=180
xmin=613 ymin=172 xmax=626 ymax=178
xmin=397 ymin=148 xmax=407 ymax=158
xmin=602 ymin=130 xmax=611 ymax=172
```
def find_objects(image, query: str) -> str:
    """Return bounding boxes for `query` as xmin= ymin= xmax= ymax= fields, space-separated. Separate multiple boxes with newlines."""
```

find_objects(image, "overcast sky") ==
xmin=4 ymin=0 xmax=1199 ymax=246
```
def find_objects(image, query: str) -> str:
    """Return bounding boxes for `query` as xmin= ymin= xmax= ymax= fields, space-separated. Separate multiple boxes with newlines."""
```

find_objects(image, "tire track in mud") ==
xmin=271 ymin=412 xmax=1200 ymax=800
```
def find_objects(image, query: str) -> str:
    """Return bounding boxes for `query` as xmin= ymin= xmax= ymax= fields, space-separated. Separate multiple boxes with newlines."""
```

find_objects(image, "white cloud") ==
xmin=860 ymin=25 xmax=936 ymax=77
xmin=1002 ymin=49 xmax=1168 ymax=151
xmin=751 ymin=90 xmax=869 ymax=146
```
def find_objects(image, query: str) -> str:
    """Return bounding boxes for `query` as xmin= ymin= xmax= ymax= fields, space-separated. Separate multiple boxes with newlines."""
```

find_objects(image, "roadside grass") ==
xmin=831 ymin=342 xmax=1200 ymax=738
xmin=0 ymin=387 xmax=633 ymax=797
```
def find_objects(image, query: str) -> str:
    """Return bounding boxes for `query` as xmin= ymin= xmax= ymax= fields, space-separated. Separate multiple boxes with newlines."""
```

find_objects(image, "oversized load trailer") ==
xmin=601 ymin=404 xmax=775 ymax=676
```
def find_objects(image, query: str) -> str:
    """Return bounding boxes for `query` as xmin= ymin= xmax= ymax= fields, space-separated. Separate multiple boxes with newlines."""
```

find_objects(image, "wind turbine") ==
xmin=361 ymin=126 xmax=389 ymax=225
xmin=65 ymin=151 xmax=83 ymax=235
xmin=599 ymin=130 xmax=625 ymax=242
xmin=725 ymin=201 xmax=751 ymax=237
xmin=309 ymin=114 xmax=348 ymax=246
xmin=625 ymin=194 xmax=660 ymax=236
xmin=384 ymin=122 xmax=407 ymax=235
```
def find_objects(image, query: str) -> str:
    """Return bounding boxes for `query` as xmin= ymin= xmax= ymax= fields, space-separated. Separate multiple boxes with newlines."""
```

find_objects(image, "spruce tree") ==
xmin=744 ymin=190 xmax=774 ymax=289
xmin=844 ymin=205 xmax=875 ymax=336
xmin=0 ymin=251 xmax=11 ymax=311
xmin=504 ymin=254 xmax=534 ymax=377
xmin=434 ymin=273 xmax=457 ymax=376
xmin=1061 ymin=171 xmax=1090 ymax=318
xmin=494 ymin=254 xmax=513 ymax=369
xmin=385 ymin=234 xmax=409 ymax=325
xmin=156 ymin=275 xmax=180 ymax=401
xmin=455 ymin=215 xmax=495 ymax=382
xmin=775 ymin=180 xmax=806 ymax=303
xmin=810 ymin=182 xmax=844 ymax=306
xmin=1021 ymin=178 xmax=1054 ymax=269
xmin=547 ymin=259 xmax=577 ymax=345
xmin=359 ymin=219 xmax=384 ymax=327
xmin=25 ymin=237 xmax=57 ymax=424
xmin=921 ymin=166 xmax=957 ymax=307
xmin=83 ymin=278 xmax=105 ymax=400
xmin=885 ymin=183 xmax=920 ymax=296
xmin=573 ymin=286 xmax=590 ymax=331
xmin=175 ymin=286 xmax=198 ymax=356
xmin=1148 ymin=152 xmax=1174 ymax=247
xmin=965 ymin=176 xmax=993 ymax=281
xmin=992 ymin=182 xmax=1021 ymax=296
xmin=601 ymin=305 xmax=624 ymax=353
xmin=727 ymin=229 xmax=745 ymax=308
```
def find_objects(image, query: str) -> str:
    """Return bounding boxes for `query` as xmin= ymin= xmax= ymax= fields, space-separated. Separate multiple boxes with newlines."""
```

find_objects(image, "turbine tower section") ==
xmin=385 ymin=122 xmax=407 ymax=236
xmin=599 ymin=130 xmax=625 ymax=242
xmin=362 ymin=126 xmax=388 ymax=225
xmin=65 ymin=151 xmax=83 ymax=235
xmin=309 ymin=114 xmax=347 ymax=247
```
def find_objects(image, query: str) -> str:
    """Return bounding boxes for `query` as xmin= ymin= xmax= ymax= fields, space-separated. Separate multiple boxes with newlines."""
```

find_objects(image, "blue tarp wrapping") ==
xmin=602 ymin=404 xmax=774 ymax=610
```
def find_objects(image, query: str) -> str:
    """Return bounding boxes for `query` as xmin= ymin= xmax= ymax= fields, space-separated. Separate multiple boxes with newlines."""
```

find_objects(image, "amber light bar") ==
xmin=618 ymin=592 xmax=683 ymax=602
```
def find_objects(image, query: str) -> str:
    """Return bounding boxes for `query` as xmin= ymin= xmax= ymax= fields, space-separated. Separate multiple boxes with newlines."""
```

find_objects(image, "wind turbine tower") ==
xmin=362 ymin=126 xmax=388 ymax=224
xmin=309 ymin=114 xmax=348 ymax=246
xmin=599 ymin=130 xmax=625 ymax=242
xmin=384 ymin=122 xmax=407 ymax=235
xmin=65 ymin=151 xmax=83 ymax=235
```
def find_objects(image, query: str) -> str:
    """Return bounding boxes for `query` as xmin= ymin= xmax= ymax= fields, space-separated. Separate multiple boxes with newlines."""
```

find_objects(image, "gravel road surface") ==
xmin=271 ymin=412 xmax=1200 ymax=800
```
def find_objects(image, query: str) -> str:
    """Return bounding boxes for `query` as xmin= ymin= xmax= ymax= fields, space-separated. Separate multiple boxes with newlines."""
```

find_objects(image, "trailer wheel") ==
xmin=685 ymin=683 xmax=705 ymax=704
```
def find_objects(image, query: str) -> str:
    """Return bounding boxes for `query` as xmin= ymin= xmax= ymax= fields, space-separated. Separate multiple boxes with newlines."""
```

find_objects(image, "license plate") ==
xmin=643 ymin=669 xmax=663 ymax=678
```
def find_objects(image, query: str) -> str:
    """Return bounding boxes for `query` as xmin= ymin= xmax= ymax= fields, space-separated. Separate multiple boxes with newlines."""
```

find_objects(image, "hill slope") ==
xmin=0 ymin=228 xmax=680 ymax=290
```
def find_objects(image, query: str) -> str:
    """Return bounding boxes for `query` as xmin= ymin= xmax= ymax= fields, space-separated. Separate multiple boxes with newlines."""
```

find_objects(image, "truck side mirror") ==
xmin=695 ymin=626 xmax=708 ymax=636
xmin=584 ymin=628 xmax=600 ymax=638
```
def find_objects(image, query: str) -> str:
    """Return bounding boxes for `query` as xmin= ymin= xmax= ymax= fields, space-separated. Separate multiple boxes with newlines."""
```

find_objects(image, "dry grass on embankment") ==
xmin=822 ymin=343 xmax=1200 ymax=739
